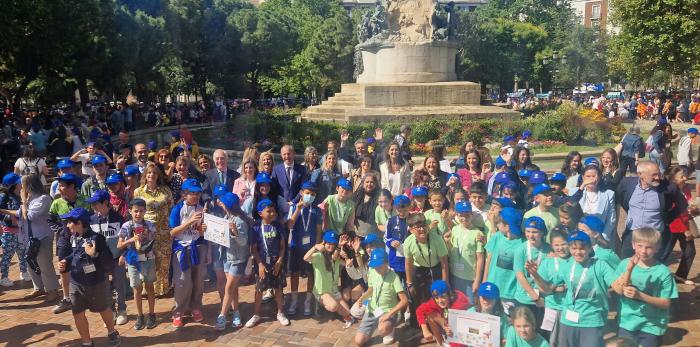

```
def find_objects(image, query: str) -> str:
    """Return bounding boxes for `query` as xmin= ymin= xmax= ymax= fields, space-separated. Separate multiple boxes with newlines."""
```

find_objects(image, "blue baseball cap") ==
xmin=367 ymin=137 xmax=376 ymax=144
xmin=529 ymin=171 xmax=547 ymax=184
xmin=532 ymin=183 xmax=554 ymax=196
xmin=147 ymin=140 xmax=157 ymax=151
xmin=85 ymin=189 xmax=110 ymax=204
xmin=568 ymin=230 xmax=592 ymax=245
xmin=522 ymin=130 xmax=532 ymax=139
xmin=500 ymin=207 xmax=523 ymax=236
xmin=323 ymin=231 xmax=339 ymax=244
xmin=494 ymin=172 xmax=511 ymax=184
xmin=60 ymin=207 xmax=91 ymax=224
xmin=518 ymin=169 xmax=531 ymax=178
xmin=91 ymin=155 xmax=107 ymax=166
xmin=2 ymin=173 xmax=21 ymax=186
xmin=658 ymin=117 xmax=668 ymax=125
xmin=580 ymin=215 xmax=605 ymax=234
xmin=170 ymin=130 xmax=180 ymax=138
xmin=256 ymin=172 xmax=272 ymax=184
xmin=301 ymin=181 xmax=316 ymax=191
xmin=494 ymin=197 xmax=516 ymax=209
xmin=524 ymin=216 xmax=547 ymax=234
xmin=394 ymin=195 xmax=410 ymax=206
xmin=455 ymin=201 xmax=472 ymax=213
xmin=550 ymin=172 xmax=566 ymax=182
xmin=688 ymin=128 xmax=698 ymax=134
xmin=501 ymin=180 xmax=518 ymax=191
xmin=56 ymin=159 xmax=74 ymax=170
xmin=503 ymin=135 xmax=515 ymax=143
xmin=124 ymin=165 xmax=140 ymax=177
xmin=412 ymin=186 xmax=428 ymax=197
xmin=478 ymin=282 xmax=500 ymax=300
xmin=583 ymin=157 xmax=599 ymax=167
xmin=57 ymin=173 xmax=81 ymax=186
xmin=368 ymin=248 xmax=388 ymax=268
xmin=181 ymin=178 xmax=203 ymax=192
xmin=361 ymin=233 xmax=380 ymax=245
xmin=495 ymin=156 xmax=507 ymax=168
xmin=337 ymin=177 xmax=352 ymax=190
xmin=220 ymin=192 xmax=240 ymax=210
xmin=430 ymin=280 xmax=450 ymax=297
xmin=105 ymin=173 xmax=124 ymax=185
xmin=257 ymin=198 xmax=274 ymax=213
xmin=213 ymin=184 xmax=228 ymax=198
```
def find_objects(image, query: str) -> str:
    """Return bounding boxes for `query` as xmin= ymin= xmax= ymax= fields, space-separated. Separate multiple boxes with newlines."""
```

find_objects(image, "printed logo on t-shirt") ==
xmin=496 ymin=248 xmax=514 ymax=270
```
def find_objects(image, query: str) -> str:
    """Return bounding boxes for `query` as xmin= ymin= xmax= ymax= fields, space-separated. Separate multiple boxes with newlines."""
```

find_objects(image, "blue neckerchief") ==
xmin=171 ymin=237 xmax=205 ymax=272
xmin=124 ymin=247 xmax=141 ymax=271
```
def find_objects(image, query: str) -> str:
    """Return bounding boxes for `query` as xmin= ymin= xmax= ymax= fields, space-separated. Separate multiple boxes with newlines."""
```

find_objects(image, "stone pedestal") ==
xmin=357 ymin=41 xmax=459 ymax=83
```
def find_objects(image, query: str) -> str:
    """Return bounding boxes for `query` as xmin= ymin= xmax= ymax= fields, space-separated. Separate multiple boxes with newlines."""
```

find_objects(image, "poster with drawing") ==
xmin=446 ymin=309 xmax=500 ymax=347
xmin=203 ymin=213 xmax=230 ymax=248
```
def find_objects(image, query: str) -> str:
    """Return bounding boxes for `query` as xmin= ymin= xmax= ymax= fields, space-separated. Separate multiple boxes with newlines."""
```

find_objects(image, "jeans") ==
xmin=111 ymin=262 xmax=128 ymax=311
xmin=450 ymin=275 xmax=474 ymax=304
xmin=1 ymin=232 xmax=27 ymax=278
xmin=558 ymin=324 xmax=604 ymax=347
xmin=30 ymin=236 xmax=59 ymax=292
xmin=649 ymin=149 xmax=665 ymax=174
xmin=620 ymin=157 xmax=638 ymax=175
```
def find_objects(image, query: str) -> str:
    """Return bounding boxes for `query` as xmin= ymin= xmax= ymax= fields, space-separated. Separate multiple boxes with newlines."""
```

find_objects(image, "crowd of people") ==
xmin=0 ymin=108 xmax=696 ymax=347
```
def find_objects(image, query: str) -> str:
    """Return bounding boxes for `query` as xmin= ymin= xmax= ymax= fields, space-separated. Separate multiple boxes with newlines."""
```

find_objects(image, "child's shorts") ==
xmin=69 ymin=280 xmax=111 ymax=314
xmin=357 ymin=311 xmax=398 ymax=337
xmin=224 ymin=261 xmax=247 ymax=276
xmin=288 ymin=247 xmax=312 ymax=274
xmin=127 ymin=258 xmax=156 ymax=288
xmin=255 ymin=270 xmax=286 ymax=292
xmin=314 ymin=290 xmax=342 ymax=304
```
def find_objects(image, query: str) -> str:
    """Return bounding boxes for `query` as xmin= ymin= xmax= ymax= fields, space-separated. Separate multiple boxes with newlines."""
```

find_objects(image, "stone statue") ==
xmin=358 ymin=1 xmax=387 ymax=44
xmin=353 ymin=51 xmax=364 ymax=80
xmin=432 ymin=1 xmax=455 ymax=41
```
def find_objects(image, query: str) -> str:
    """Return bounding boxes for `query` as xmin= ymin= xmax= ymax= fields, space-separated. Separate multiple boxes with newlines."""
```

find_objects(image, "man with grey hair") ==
xmin=616 ymin=160 xmax=684 ymax=260
xmin=272 ymin=144 xmax=305 ymax=216
xmin=202 ymin=149 xmax=239 ymax=201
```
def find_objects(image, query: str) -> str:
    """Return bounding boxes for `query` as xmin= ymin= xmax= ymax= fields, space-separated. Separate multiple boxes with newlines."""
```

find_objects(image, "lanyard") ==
xmin=375 ymin=275 xmax=385 ymax=307
xmin=416 ymin=234 xmax=433 ymax=266
xmin=554 ymin=257 xmax=560 ymax=272
xmin=260 ymin=222 xmax=272 ymax=258
xmin=301 ymin=207 xmax=312 ymax=234
xmin=569 ymin=262 xmax=589 ymax=304
xmin=526 ymin=243 xmax=543 ymax=264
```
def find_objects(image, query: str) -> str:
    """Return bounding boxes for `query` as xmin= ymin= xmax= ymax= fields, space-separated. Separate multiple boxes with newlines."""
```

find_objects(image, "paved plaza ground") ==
xmin=1 ymin=239 xmax=699 ymax=347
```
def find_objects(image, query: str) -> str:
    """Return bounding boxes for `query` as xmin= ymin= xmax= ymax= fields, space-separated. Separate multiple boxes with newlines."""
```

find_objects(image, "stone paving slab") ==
xmin=0 ymin=241 xmax=699 ymax=347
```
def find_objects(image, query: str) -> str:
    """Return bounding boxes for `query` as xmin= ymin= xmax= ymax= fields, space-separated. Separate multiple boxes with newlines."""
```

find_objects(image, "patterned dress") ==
xmin=133 ymin=185 xmax=174 ymax=296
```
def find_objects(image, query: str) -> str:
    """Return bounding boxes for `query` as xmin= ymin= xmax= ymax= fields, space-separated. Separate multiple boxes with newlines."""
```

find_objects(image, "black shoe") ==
xmin=107 ymin=330 xmax=121 ymax=347
xmin=146 ymin=313 xmax=157 ymax=329
xmin=134 ymin=315 xmax=145 ymax=330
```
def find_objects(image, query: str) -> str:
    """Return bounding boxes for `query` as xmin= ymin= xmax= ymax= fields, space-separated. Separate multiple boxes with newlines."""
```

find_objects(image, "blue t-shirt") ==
xmin=385 ymin=215 xmax=408 ymax=273
xmin=168 ymin=201 xmax=204 ymax=245
xmin=288 ymin=204 xmax=320 ymax=249
xmin=251 ymin=221 xmax=286 ymax=265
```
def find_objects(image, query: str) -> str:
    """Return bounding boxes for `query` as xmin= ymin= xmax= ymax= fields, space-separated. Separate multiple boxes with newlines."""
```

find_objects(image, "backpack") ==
xmin=20 ymin=158 xmax=39 ymax=176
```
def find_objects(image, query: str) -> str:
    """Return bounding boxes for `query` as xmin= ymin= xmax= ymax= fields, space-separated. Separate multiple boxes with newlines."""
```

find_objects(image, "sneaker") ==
xmin=115 ymin=310 xmax=128 ymax=325
xmin=134 ymin=315 xmax=145 ymax=330
xmin=107 ymin=330 xmax=121 ymax=347
xmin=172 ymin=314 xmax=184 ymax=329
xmin=382 ymin=330 xmax=395 ymax=345
xmin=231 ymin=310 xmax=242 ymax=328
xmin=192 ymin=309 xmax=204 ymax=323
xmin=0 ymin=277 xmax=13 ymax=287
xmin=286 ymin=299 xmax=298 ymax=316
xmin=22 ymin=289 xmax=46 ymax=300
xmin=303 ymin=299 xmax=312 ymax=316
xmin=277 ymin=312 xmax=290 ymax=326
xmin=262 ymin=289 xmax=274 ymax=303
xmin=343 ymin=317 xmax=355 ymax=329
xmin=146 ymin=313 xmax=157 ymax=329
xmin=20 ymin=271 xmax=31 ymax=282
xmin=44 ymin=290 xmax=59 ymax=302
xmin=53 ymin=298 xmax=72 ymax=314
xmin=215 ymin=314 xmax=226 ymax=331
xmin=245 ymin=314 xmax=261 ymax=328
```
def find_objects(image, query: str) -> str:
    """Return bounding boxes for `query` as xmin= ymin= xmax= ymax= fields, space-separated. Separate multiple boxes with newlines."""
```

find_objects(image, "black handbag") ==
xmin=24 ymin=220 xmax=41 ymax=275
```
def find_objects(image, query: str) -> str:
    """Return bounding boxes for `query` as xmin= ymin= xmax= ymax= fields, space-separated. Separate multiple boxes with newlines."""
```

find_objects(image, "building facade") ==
xmin=571 ymin=0 xmax=611 ymax=31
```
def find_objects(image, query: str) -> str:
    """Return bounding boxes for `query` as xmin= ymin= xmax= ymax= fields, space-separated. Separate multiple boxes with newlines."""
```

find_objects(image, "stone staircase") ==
xmin=301 ymin=84 xmax=364 ymax=122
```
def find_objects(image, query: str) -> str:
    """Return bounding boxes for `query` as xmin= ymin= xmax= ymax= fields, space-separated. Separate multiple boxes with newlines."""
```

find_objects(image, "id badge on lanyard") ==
xmin=566 ymin=262 xmax=588 ymax=324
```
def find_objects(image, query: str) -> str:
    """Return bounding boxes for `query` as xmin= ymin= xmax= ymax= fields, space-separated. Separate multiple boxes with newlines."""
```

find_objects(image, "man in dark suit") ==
xmin=272 ymin=144 xmax=306 ymax=215
xmin=202 ymin=149 xmax=240 ymax=201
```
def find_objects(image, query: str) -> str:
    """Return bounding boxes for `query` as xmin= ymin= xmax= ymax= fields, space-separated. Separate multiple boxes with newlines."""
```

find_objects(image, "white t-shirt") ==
xmin=14 ymin=157 xmax=47 ymax=185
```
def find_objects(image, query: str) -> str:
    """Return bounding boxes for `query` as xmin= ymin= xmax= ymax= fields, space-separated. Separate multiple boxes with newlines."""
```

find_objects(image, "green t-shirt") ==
xmin=537 ymin=256 xmax=571 ymax=311
xmin=324 ymin=195 xmax=355 ymax=235
xmin=424 ymin=209 xmax=448 ymax=235
xmin=594 ymin=245 xmax=621 ymax=269
xmin=309 ymin=252 xmax=341 ymax=296
xmin=374 ymin=206 xmax=393 ymax=229
xmin=485 ymin=219 xmax=497 ymax=243
xmin=556 ymin=258 xmax=617 ymax=328
xmin=404 ymin=232 xmax=448 ymax=268
xmin=615 ymin=258 xmax=678 ymax=335
xmin=49 ymin=196 xmax=88 ymax=216
xmin=449 ymin=225 xmax=485 ymax=281
xmin=467 ymin=306 xmax=511 ymax=341
xmin=514 ymin=241 xmax=552 ymax=305
xmin=485 ymin=231 xmax=523 ymax=300
xmin=504 ymin=326 xmax=549 ymax=347
xmin=367 ymin=268 xmax=404 ymax=313
xmin=523 ymin=207 xmax=559 ymax=243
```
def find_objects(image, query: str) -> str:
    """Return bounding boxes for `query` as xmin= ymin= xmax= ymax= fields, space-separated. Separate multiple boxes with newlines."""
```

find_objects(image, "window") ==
xmin=591 ymin=4 xmax=601 ymax=19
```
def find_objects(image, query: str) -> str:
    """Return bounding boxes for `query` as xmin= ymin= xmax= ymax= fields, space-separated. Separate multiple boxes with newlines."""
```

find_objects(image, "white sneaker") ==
xmin=303 ymin=299 xmax=312 ymax=316
xmin=276 ymin=312 xmax=290 ymax=326
xmin=0 ymin=277 xmax=13 ymax=287
xmin=20 ymin=272 xmax=31 ymax=282
xmin=343 ymin=317 xmax=355 ymax=329
xmin=245 ymin=314 xmax=261 ymax=328
xmin=115 ymin=310 xmax=128 ymax=325
xmin=382 ymin=331 xmax=395 ymax=345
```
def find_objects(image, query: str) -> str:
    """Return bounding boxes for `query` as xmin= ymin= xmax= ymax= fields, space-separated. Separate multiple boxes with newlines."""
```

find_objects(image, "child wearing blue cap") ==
xmin=57 ymin=207 xmax=121 ymax=347
xmin=117 ymin=198 xmax=158 ymax=330
xmin=247 ymin=199 xmax=289 ymax=327
xmin=524 ymin=184 xmax=560 ymax=242
xmin=81 ymin=155 xmax=112 ymax=198
xmin=304 ymin=231 xmax=353 ymax=328
xmin=514 ymin=216 xmax=552 ymax=332
xmin=384 ymin=195 xmax=411 ymax=292
xmin=353 ymin=249 xmax=408 ymax=346
xmin=469 ymin=282 xmax=511 ymax=343
xmin=71 ymin=141 xmax=113 ymax=177
xmin=445 ymin=201 xmax=485 ymax=304
xmin=506 ymin=306 xmax=549 ymax=347
xmin=168 ymin=179 xmax=208 ymax=328
xmin=322 ymin=177 xmax=356 ymax=235
xmin=424 ymin=189 xmax=451 ymax=236
xmin=0 ymin=173 xmax=28 ymax=287
xmin=484 ymin=207 xmax=525 ymax=315
xmin=50 ymin=159 xmax=76 ymax=199
xmin=241 ymin=173 xmax=283 ymax=222
xmin=410 ymin=186 xmax=429 ymax=213
xmin=415 ymin=280 xmax=470 ymax=345
xmin=579 ymin=215 xmax=620 ymax=269
xmin=286 ymin=182 xmax=322 ymax=316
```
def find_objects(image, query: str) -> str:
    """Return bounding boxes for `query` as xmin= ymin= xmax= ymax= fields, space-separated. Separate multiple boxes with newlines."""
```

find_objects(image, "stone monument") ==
xmin=301 ymin=0 xmax=519 ymax=123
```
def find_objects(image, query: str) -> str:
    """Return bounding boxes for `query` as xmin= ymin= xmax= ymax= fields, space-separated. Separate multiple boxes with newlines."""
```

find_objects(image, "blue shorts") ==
xmin=127 ymin=258 xmax=156 ymax=288
xmin=288 ymin=246 xmax=312 ymax=274
xmin=223 ymin=261 xmax=247 ymax=276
